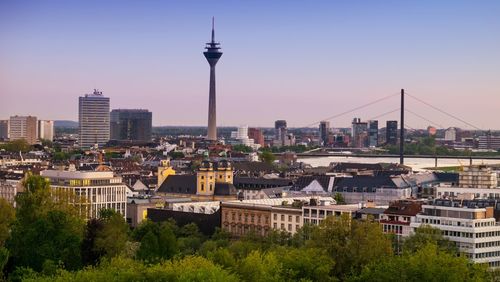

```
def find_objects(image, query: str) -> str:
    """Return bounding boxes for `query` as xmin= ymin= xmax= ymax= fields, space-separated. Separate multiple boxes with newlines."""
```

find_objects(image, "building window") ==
xmin=281 ymin=215 xmax=285 ymax=221
xmin=201 ymin=183 xmax=204 ymax=191
xmin=288 ymin=224 xmax=292 ymax=231
xmin=273 ymin=214 xmax=277 ymax=220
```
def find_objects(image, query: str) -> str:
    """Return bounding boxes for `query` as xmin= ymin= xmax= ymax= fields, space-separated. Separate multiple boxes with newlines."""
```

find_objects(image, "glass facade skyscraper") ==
xmin=110 ymin=109 xmax=152 ymax=142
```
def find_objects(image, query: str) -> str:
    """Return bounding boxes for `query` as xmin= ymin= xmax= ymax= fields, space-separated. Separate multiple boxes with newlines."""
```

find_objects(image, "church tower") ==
xmin=216 ymin=160 xmax=233 ymax=184
xmin=157 ymin=159 xmax=175 ymax=187
xmin=197 ymin=160 xmax=216 ymax=196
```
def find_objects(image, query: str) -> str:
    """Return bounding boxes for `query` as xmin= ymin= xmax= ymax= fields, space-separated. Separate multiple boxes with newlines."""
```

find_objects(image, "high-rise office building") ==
xmin=274 ymin=120 xmax=287 ymax=146
xmin=248 ymin=128 xmax=265 ymax=147
xmin=368 ymin=120 xmax=378 ymax=147
xmin=38 ymin=120 xmax=54 ymax=141
xmin=0 ymin=120 xmax=9 ymax=140
xmin=78 ymin=89 xmax=110 ymax=148
xmin=319 ymin=121 xmax=330 ymax=146
xmin=9 ymin=115 xmax=38 ymax=144
xmin=110 ymin=109 xmax=152 ymax=142
xmin=204 ymin=18 xmax=222 ymax=141
xmin=351 ymin=118 xmax=368 ymax=147
xmin=386 ymin=120 xmax=398 ymax=145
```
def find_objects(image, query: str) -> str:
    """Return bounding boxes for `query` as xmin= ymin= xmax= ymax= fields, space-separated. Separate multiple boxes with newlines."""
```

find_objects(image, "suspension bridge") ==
xmin=297 ymin=89 xmax=494 ymax=165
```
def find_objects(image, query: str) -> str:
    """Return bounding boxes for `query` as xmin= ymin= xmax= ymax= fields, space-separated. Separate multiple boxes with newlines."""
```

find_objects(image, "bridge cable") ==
xmin=368 ymin=108 xmax=400 ymax=120
xmin=303 ymin=92 xmax=400 ymax=127
xmin=405 ymin=93 xmax=482 ymax=130
xmin=405 ymin=108 xmax=445 ymax=129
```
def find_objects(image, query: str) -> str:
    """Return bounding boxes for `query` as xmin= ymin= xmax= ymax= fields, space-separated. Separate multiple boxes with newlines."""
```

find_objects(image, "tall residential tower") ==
xmin=203 ymin=18 xmax=223 ymax=141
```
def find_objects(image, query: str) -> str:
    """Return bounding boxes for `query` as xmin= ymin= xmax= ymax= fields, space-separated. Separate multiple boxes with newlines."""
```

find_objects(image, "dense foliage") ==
xmin=231 ymin=144 xmax=253 ymax=153
xmin=0 ymin=175 xmax=494 ymax=281
xmin=0 ymin=140 xmax=32 ymax=153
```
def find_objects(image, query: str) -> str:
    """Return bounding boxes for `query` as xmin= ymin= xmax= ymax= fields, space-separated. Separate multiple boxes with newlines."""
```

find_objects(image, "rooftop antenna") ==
xmin=211 ymin=17 xmax=215 ymax=43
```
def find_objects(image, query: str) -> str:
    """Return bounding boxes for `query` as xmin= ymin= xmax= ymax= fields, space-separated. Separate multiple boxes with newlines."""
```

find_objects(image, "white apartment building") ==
xmin=38 ymin=120 xmax=54 ymax=141
xmin=436 ymin=186 xmax=500 ymax=200
xmin=302 ymin=201 xmax=360 ymax=226
xmin=411 ymin=200 xmax=500 ymax=268
xmin=444 ymin=127 xmax=457 ymax=141
xmin=41 ymin=169 xmax=127 ymax=219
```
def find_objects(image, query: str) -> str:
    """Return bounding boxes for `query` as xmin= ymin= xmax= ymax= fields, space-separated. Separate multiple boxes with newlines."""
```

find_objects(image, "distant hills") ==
xmin=54 ymin=120 xmax=78 ymax=128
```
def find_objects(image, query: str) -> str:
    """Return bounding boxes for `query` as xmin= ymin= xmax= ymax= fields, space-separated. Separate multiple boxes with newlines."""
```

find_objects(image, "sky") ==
xmin=1 ymin=1 xmax=499 ymax=129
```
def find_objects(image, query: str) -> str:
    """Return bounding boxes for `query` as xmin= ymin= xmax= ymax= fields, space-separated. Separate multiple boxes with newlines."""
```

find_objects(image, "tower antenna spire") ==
xmin=211 ymin=17 xmax=215 ymax=43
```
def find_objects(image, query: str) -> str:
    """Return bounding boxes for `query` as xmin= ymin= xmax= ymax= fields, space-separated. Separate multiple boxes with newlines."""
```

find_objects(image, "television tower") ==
xmin=204 ymin=17 xmax=222 ymax=141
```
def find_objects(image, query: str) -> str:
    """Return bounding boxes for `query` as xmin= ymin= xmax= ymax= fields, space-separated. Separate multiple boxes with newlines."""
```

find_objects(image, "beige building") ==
xmin=9 ymin=115 xmax=38 ymax=144
xmin=271 ymin=205 xmax=302 ymax=234
xmin=0 ymin=178 xmax=24 ymax=206
xmin=41 ymin=168 xmax=127 ymax=219
xmin=221 ymin=202 xmax=272 ymax=237
xmin=221 ymin=196 xmax=334 ymax=237
xmin=459 ymin=165 xmax=498 ymax=188
xmin=127 ymin=197 xmax=163 ymax=227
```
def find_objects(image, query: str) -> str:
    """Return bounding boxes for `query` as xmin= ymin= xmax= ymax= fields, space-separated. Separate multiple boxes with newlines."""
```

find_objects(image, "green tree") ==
xmin=232 ymin=144 xmax=253 ymax=153
xmin=402 ymin=225 xmax=457 ymax=255
xmin=7 ymin=175 xmax=85 ymax=272
xmin=333 ymin=193 xmax=345 ymax=204
xmin=275 ymin=247 xmax=336 ymax=282
xmin=350 ymin=243 xmax=489 ymax=282
xmin=40 ymin=139 xmax=53 ymax=148
xmin=0 ymin=247 xmax=9 ymax=278
xmin=307 ymin=215 xmax=393 ymax=279
xmin=93 ymin=209 xmax=130 ymax=259
xmin=237 ymin=250 xmax=283 ymax=282
xmin=136 ymin=231 xmax=160 ymax=262
xmin=0 ymin=198 xmax=15 ymax=247
xmin=177 ymin=223 xmax=204 ymax=255
xmin=53 ymin=151 xmax=71 ymax=161
xmin=22 ymin=256 xmax=239 ymax=282
xmin=168 ymin=151 xmax=185 ymax=160
xmin=0 ymin=139 xmax=31 ymax=152
xmin=81 ymin=218 xmax=105 ymax=266
xmin=157 ymin=224 xmax=178 ymax=259
xmin=260 ymin=151 xmax=276 ymax=164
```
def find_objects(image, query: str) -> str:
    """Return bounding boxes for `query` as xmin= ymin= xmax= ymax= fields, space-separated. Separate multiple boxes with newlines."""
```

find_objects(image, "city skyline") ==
xmin=1 ymin=1 xmax=499 ymax=129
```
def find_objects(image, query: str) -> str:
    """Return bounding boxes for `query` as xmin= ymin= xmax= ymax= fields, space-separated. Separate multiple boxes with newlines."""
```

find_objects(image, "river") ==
xmin=299 ymin=156 xmax=500 ymax=171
